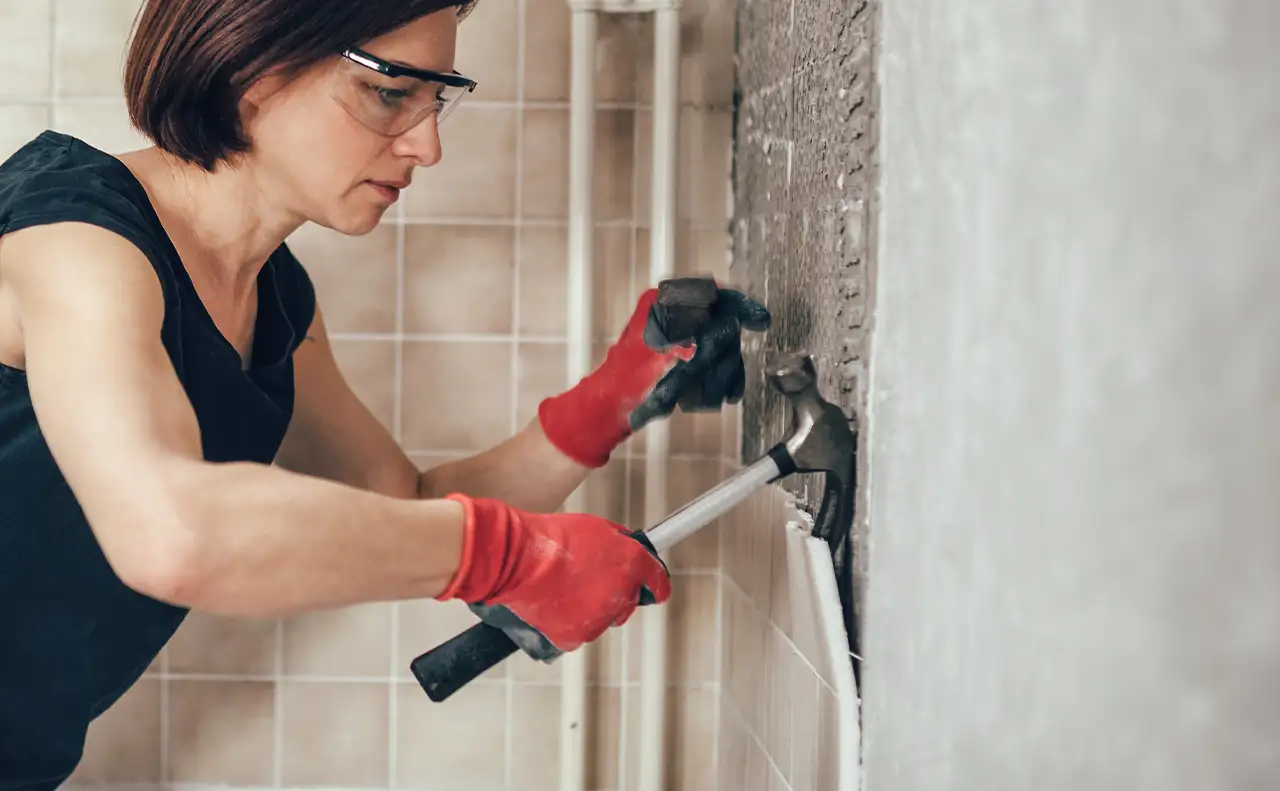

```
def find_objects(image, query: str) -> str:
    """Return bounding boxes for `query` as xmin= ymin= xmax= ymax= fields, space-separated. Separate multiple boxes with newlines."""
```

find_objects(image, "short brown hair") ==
xmin=124 ymin=0 xmax=476 ymax=171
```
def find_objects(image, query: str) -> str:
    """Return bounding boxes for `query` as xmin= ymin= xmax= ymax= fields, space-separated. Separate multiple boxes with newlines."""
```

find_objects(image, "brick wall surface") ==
xmin=731 ymin=0 xmax=879 ymax=638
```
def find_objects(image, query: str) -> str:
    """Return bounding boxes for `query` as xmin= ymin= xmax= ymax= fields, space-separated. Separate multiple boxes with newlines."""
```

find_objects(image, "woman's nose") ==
xmin=392 ymin=112 xmax=443 ymax=168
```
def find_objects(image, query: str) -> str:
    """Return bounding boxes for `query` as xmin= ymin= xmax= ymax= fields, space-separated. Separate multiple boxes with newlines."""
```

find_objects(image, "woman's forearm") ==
xmin=150 ymin=459 xmax=466 ymax=618
xmin=417 ymin=418 xmax=592 ymax=512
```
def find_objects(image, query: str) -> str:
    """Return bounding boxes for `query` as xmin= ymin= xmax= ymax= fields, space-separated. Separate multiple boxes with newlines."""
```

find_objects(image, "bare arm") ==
xmin=416 ymin=419 xmax=591 ymax=509
xmin=0 ymin=223 xmax=464 ymax=618
xmin=275 ymin=302 xmax=592 ymax=512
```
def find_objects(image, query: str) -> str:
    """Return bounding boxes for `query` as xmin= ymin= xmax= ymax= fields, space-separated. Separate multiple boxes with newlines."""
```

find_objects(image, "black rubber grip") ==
xmin=409 ymin=621 xmax=519 ymax=702
xmin=410 ymin=530 xmax=667 ymax=703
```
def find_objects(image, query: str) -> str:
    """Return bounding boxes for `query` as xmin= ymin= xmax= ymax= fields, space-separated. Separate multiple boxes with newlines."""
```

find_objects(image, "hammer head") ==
xmin=765 ymin=351 xmax=855 ymax=494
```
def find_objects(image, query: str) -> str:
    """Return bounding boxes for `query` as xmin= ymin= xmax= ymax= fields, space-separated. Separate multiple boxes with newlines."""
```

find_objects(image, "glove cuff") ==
xmin=538 ymin=290 xmax=693 ymax=469
xmin=536 ymin=387 xmax=629 ymax=469
xmin=435 ymin=494 xmax=521 ymax=603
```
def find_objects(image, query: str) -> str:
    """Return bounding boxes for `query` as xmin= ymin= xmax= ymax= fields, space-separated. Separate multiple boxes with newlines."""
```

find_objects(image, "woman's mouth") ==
xmin=367 ymin=181 xmax=406 ymax=203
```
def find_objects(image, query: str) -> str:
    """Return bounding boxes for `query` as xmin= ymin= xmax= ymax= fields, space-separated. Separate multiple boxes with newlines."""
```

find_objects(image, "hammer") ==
xmin=410 ymin=351 xmax=855 ymax=702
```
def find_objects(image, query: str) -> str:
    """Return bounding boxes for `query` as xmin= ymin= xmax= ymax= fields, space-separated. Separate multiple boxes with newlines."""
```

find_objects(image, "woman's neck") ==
xmin=118 ymin=147 xmax=304 ymax=295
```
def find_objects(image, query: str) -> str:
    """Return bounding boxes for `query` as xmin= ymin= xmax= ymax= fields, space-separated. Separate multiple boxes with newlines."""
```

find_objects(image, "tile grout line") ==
xmin=374 ymin=215 xmax=728 ymax=230
xmin=389 ymin=190 xmax=408 ymax=790
xmin=722 ymin=683 xmax=795 ymax=791
xmin=32 ymin=94 xmax=735 ymax=112
xmin=144 ymin=672 xmax=720 ymax=689
xmin=722 ymin=573 xmax=839 ymax=697
xmin=506 ymin=1 xmax=529 ymax=786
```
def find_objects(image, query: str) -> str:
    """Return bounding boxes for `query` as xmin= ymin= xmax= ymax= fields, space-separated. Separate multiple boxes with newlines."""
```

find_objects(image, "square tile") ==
xmin=667 ymin=686 xmax=718 ymax=791
xmin=401 ymin=340 xmax=513 ymax=450
xmin=593 ymin=110 xmax=636 ymax=222
xmin=167 ymin=680 xmax=275 ymax=786
xmin=282 ymin=602 xmax=392 ymax=677
xmin=681 ymin=0 xmax=738 ymax=107
xmin=285 ymin=223 xmax=397 ymax=334
xmin=517 ymin=226 xmax=569 ymax=336
xmin=52 ymin=100 xmax=149 ymax=154
xmin=717 ymin=697 xmax=749 ymax=791
xmin=404 ymin=224 xmax=515 ymax=334
xmin=54 ymin=0 xmax=139 ymax=97
xmin=520 ymin=109 xmax=569 ymax=219
xmin=595 ymin=13 xmax=644 ymax=104
xmin=0 ymin=105 xmax=51 ymax=163
xmin=69 ymin=678 xmax=160 ymax=784
xmin=396 ymin=680 xmax=507 ymax=789
xmin=403 ymin=106 xmax=517 ymax=219
xmin=585 ymin=687 xmax=624 ymax=791
xmin=329 ymin=339 xmax=398 ymax=434
xmin=519 ymin=3 xmax=642 ymax=103
xmin=516 ymin=342 xmax=568 ymax=428
xmin=681 ymin=227 xmax=732 ymax=280
xmin=669 ymin=407 xmax=723 ymax=457
xmin=686 ymin=110 xmax=734 ymax=226
xmin=769 ymin=510 xmax=794 ymax=635
xmin=720 ymin=401 xmax=742 ymax=462
xmin=767 ymin=634 xmax=796 ymax=780
xmin=594 ymin=225 xmax=638 ymax=338
xmin=166 ymin=611 xmax=276 ymax=675
xmin=588 ymin=620 xmax=633 ymax=685
xmin=722 ymin=584 xmax=752 ymax=715
xmin=280 ymin=681 xmax=389 ymax=787
xmin=522 ymin=110 xmax=634 ymax=221
xmin=788 ymin=658 xmax=820 ymax=791
xmin=519 ymin=225 xmax=636 ymax=340
xmin=511 ymin=685 xmax=562 ymax=790
xmin=0 ymin=0 xmax=52 ymax=99
xmin=746 ymin=737 xmax=771 ymax=791
xmin=456 ymin=0 xmax=518 ymax=101
xmin=668 ymin=573 xmax=719 ymax=685
xmin=522 ymin=0 xmax=570 ymax=102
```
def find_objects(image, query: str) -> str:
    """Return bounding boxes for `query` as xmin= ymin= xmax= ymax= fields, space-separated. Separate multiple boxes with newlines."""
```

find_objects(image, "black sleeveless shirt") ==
xmin=0 ymin=131 xmax=316 ymax=789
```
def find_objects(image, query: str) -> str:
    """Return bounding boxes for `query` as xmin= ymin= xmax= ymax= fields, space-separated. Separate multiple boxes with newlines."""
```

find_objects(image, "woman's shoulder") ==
xmin=0 ymin=130 xmax=162 ymax=248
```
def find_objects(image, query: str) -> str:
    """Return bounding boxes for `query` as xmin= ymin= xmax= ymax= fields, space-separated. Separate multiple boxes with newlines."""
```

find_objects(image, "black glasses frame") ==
xmin=341 ymin=47 xmax=479 ymax=93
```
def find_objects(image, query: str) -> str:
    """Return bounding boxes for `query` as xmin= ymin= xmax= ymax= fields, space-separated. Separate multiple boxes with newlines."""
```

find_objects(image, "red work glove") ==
xmin=435 ymin=493 xmax=672 ymax=655
xmin=538 ymin=281 xmax=770 ymax=468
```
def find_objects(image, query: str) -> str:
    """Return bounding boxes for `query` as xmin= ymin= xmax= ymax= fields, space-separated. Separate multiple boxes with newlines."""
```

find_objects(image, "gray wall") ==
xmin=731 ymin=0 xmax=877 ymax=633
xmin=863 ymin=2 xmax=1280 ymax=789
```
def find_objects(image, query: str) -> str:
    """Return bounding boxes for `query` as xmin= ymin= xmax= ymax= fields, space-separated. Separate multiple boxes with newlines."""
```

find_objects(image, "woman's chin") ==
xmin=322 ymin=205 xmax=390 ymax=237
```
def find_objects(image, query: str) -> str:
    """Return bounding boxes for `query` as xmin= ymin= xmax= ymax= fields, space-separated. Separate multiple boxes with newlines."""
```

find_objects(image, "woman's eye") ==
xmin=366 ymin=84 xmax=410 ymax=107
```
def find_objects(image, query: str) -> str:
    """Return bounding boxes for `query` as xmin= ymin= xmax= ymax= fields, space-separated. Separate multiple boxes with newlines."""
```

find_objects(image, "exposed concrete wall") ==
xmin=731 ymin=0 xmax=877 ymax=636
xmin=864 ymin=2 xmax=1280 ymax=789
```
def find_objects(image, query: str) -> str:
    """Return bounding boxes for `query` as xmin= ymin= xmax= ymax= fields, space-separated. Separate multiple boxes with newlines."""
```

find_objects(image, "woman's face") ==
xmin=241 ymin=10 xmax=461 ymax=235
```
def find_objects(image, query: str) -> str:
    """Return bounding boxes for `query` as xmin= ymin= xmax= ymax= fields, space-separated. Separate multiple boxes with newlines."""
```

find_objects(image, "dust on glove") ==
xmin=434 ymin=493 xmax=672 ymax=654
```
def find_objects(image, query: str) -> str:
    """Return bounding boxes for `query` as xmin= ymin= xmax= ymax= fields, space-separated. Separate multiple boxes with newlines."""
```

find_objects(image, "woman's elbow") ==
xmin=105 ymin=517 xmax=207 ymax=607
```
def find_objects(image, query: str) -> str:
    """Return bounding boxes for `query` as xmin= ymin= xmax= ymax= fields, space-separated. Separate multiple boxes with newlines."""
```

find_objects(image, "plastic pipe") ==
xmin=637 ymin=7 xmax=682 ymax=791
xmin=807 ymin=537 xmax=861 ymax=791
xmin=560 ymin=7 xmax=598 ymax=791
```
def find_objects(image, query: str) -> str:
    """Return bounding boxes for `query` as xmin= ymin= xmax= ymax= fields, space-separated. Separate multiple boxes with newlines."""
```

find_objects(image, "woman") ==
xmin=0 ymin=0 xmax=767 ymax=787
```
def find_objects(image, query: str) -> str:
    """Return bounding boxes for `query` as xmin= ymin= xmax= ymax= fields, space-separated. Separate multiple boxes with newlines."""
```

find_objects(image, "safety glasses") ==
xmin=331 ymin=48 xmax=478 ymax=136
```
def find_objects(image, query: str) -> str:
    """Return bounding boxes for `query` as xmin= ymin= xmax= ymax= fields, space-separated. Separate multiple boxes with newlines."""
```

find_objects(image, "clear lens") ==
xmin=330 ymin=57 xmax=470 ymax=136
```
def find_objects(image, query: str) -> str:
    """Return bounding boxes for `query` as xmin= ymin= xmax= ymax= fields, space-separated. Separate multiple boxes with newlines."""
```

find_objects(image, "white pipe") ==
xmin=637 ymin=6 xmax=682 ymax=791
xmin=807 ymin=537 xmax=862 ymax=791
xmin=560 ymin=7 xmax=598 ymax=791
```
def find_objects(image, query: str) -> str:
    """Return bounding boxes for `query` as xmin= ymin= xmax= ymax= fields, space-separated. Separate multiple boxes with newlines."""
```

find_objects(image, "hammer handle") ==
xmin=410 ymin=622 xmax=519 ymax=703
xmin=410 ymin=531 xmax=664 ymax=703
